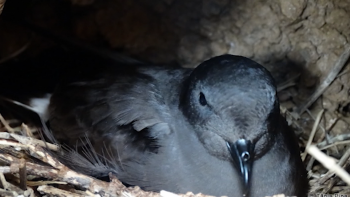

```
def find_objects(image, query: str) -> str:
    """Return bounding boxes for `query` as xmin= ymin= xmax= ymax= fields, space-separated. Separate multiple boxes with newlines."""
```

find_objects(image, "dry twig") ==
xmin=296 ymin=44 xmax=350 ymax=114
xmin=19 ymin=158 xmax=27 ymax=190
xmin=0 ymin=172 xmax=8 ymax=189
xmin=0 ymin=132 xmax=58 ymax=151
xmin=318 ymin=147 xmax=350 ymax=184
xmin=0 ymin=0 xmax=5 ymax=15
xmin=0 ymin=40 xmax=32 ymax=64
xmin=37 ymin=185 xmax=85 ymax=197
xmin=0 ymin=113 xmax=15 ymax=133
xmin=277 ymin=74 xmax=300 ymax=92
xmin=302 ymin=109 xmax=324 ymax=161
xmin=317 ymin=134 xmax=350 ymax=149
xmin=307 ymin=145 xmax=350 ymax=185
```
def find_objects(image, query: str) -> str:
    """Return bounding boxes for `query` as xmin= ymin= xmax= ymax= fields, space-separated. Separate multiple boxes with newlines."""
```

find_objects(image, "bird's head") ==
xmin=181 ymin=54 xmax=280 ymax=196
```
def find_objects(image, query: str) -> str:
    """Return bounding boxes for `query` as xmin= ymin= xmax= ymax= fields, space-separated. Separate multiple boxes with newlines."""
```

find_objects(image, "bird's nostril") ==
xmin=241 ymin=152 xmax=250 ymax=161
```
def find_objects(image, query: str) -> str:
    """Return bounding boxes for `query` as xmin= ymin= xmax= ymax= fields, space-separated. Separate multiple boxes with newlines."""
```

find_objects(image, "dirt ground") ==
xmin=0 ymin=0 xmax=350 ymax=196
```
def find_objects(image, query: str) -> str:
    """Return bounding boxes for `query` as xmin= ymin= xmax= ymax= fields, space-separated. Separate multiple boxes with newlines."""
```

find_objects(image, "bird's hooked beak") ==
xmin=226 ymin=139 xmax=255 ymax=197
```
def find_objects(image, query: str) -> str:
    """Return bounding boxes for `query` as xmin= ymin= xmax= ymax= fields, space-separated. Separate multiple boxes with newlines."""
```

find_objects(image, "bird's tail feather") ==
xmin=57 ymin=140 xmax=119 ymax=178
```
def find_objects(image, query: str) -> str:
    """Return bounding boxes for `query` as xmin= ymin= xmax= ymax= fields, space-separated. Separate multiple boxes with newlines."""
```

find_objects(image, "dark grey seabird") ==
xmin=48 ymin=54 xmax=308 ymax=197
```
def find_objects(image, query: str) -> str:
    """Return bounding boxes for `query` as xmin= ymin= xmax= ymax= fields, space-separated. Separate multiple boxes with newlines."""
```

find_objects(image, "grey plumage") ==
xmin=48 ymin=54 xmax=308 ymax=197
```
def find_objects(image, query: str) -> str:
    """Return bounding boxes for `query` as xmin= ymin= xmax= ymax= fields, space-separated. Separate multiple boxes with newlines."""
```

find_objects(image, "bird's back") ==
xmin=48 ymin=62 xmax=188 ymax=175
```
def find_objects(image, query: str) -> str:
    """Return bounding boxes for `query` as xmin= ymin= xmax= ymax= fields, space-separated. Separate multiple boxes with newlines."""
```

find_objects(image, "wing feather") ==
xmin=49 ymin=66 xmax=172 ymax=150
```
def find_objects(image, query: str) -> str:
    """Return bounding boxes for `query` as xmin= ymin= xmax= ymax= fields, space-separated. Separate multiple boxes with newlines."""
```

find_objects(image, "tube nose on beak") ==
xmin=227 ymin=139 xmax=255 ymax=197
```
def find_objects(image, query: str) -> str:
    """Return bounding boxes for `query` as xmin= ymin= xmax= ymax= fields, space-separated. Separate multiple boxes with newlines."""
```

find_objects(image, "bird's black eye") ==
xmin=199 ymin=92 xmax=207 ymax=106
